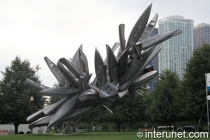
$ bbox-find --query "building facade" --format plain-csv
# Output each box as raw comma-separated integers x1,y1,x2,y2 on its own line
194,23,210,49
148,28,158,90
158,15,194,79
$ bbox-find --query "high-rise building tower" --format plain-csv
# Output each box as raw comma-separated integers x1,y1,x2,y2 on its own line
158,15,194,79
148,28,158,90
194,23,210,49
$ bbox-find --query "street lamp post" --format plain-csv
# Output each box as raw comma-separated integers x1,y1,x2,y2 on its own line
29,95,34,134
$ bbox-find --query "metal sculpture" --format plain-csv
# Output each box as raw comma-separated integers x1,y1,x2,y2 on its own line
25,3,181,134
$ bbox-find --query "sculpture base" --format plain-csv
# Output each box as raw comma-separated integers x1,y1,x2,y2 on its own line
58,117,81,134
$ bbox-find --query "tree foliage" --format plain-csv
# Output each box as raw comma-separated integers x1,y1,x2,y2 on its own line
0,57,45,134
181,44,210,123
149,70,181,129
95,94,147,132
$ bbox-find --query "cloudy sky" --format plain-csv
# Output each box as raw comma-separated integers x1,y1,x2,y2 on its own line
0,0,209,87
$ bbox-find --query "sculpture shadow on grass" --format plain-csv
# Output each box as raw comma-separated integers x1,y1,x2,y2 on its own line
25,3,181,134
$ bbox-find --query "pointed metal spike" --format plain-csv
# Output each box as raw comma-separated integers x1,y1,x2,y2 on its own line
57,61,78,87
129,71,157,90
126,3,152,48
79,44,83,50
138,13,158,42
27,109,45,122
106,44,119,82
117,47,129,77
71,44,83,61
38,87,79,97
79,49,90,78
94,47,104,75
119,24,126,52
59,58,84,79
71,47,89,78
104,42,120,64
141,29,182,50
34,115,52,126
29,115,52,130
43,97,69,115
44,57,68,87
48,94,79,128
96,65,107,88
24,78,49,90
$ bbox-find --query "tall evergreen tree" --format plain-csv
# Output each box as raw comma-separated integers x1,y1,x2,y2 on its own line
149,70,181,130
0,56,45,134
181,44,210,127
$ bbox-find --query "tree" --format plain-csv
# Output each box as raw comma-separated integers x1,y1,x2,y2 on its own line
0,56,45,134
181,44,210,128
96,94,147,132
149,70,181,131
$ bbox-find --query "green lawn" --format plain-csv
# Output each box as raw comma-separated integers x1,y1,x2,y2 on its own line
0,132,208,140
0,132,136,140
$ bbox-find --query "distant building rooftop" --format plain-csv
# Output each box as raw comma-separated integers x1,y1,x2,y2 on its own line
159,15,193,22
194,23,210,29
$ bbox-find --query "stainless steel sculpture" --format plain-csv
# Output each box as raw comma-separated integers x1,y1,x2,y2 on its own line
25,3,181,134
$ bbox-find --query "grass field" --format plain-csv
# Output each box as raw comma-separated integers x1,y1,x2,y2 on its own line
0,132,208,140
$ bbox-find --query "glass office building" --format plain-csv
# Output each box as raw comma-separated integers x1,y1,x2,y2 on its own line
158,15,194,79
194,23,210,49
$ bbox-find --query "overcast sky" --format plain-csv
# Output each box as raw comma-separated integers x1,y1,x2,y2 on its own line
0,0,209,87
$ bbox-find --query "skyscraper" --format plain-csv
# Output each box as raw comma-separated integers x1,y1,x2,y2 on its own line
148,28,158,90
194,23,210,49
158,15,194,79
